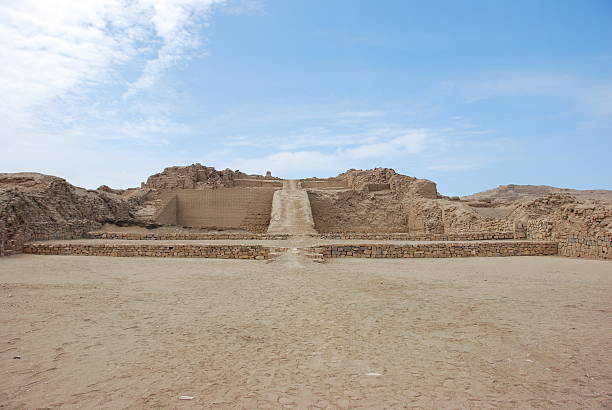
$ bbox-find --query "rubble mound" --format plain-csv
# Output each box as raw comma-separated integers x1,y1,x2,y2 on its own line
144,163,274,190
0,173,134,253
508,193,612,235
309,168,509,234
338,168,438,198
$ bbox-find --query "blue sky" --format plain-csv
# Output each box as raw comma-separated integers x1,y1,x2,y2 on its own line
1,0,611,195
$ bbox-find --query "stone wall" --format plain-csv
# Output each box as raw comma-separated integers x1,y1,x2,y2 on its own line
311,241,558,259
85,232,291,240
558,234,611,260
317,232,516,241
1,221,102,256
155,188,276,232
23,243,278,259
526,220,554,240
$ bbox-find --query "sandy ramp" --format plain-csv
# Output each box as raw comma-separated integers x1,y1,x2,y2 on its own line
267,180,317,235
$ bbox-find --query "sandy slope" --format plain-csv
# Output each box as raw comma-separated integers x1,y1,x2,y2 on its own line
267,180,317,235
1,255,611,409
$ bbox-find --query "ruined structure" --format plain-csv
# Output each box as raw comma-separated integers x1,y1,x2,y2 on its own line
1,165,610,259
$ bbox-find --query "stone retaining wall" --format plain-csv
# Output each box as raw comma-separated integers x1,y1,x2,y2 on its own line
311,241,558,259
558,234,611,260
317,232,516,241
1,221,102,256
23,243,277,259
85,232,291,240
526,220,554,240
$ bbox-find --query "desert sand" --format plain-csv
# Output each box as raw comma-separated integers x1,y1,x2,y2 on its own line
1,255,610,409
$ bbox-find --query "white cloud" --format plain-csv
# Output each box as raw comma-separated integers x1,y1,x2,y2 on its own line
0,0,226,186
0,0,223,130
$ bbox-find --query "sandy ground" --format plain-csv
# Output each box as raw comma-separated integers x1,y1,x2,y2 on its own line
0,255,610,409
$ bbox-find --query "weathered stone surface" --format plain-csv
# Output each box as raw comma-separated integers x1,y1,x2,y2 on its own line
312,241,559,259
143,163,277,190
23,243,278,259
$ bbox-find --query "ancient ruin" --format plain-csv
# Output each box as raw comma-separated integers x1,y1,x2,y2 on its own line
1,163,610,259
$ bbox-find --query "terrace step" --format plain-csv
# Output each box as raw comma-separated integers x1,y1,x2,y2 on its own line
22,239,559,259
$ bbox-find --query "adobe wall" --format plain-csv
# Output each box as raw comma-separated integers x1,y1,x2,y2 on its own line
156,188,276,233
301,179,348,189
233,179,283,188
366,183,390,192
311,241,558,259
154,195,178,225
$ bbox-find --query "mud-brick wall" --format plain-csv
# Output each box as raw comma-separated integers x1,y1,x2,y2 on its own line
301,179,348,189
156,188,276,233
155,195,178,225
233,179,283,188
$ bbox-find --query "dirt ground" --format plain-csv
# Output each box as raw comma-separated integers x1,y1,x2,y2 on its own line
0,255,610,409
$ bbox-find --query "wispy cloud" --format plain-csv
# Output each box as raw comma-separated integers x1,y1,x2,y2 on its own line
0,0,227,185
455,70,612,115
225,124,511,179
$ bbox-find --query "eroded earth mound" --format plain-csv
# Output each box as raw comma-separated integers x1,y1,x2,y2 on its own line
0,173,134,252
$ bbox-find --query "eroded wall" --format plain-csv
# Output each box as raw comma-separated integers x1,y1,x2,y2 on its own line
234,179,283,188
301,179,348,189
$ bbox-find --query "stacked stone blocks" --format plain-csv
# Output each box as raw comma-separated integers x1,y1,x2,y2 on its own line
311,241,558,259
23,243,278,259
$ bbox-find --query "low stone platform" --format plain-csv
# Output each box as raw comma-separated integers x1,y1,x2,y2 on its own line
23,239,559,260
317,231,517,241
85,231,517,241
311,241,558,259
23,242,281,259
85,232,292,240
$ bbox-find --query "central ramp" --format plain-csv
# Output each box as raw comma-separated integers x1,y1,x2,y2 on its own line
267,180,317,235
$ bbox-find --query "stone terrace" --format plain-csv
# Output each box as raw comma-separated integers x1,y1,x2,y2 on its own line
23,239,559,260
